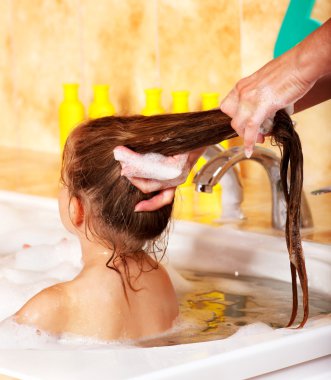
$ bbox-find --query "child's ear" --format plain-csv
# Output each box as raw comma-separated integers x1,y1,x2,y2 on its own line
69,197,84,227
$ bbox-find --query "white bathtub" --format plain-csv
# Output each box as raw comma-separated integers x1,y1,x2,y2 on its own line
0,190,330,380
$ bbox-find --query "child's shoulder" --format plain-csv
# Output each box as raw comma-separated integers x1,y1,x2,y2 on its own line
14,283,69,334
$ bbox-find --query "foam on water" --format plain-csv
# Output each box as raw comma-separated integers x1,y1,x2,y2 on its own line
0,318,130,349
0,318,58,349
0,239,81,321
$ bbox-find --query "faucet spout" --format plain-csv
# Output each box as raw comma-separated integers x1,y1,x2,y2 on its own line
195,145,244,220
194,146,313,230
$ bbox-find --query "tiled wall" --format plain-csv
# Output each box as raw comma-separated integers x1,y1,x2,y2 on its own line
0,0,330,187
0,0,241,151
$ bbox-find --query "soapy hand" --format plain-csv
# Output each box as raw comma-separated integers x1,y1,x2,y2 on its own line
220,48,313,158
114,146,204,211
114,146,190,184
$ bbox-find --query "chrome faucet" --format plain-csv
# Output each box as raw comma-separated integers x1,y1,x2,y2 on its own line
195,146,313,230
201,145,244,220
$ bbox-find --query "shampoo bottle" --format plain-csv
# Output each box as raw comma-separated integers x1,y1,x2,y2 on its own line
59,84,85,150
88,84,115,118
201,92,219,111
172,90,189,113
171,90,194,220
141,88,165,116
202,92,229,149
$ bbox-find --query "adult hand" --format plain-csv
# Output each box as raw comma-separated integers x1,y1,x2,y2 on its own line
220,50,309,158
220,17,331,158
114,146,205,211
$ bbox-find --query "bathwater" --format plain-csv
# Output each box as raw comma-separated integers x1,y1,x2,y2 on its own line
138,270,331,347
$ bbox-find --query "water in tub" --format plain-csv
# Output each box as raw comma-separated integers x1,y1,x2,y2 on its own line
0,198,330,349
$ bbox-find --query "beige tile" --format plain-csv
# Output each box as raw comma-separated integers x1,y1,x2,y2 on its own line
12,0,83,153
83,0,152,114
0,146,60,197
312,1,331,21
158,0,241,110
0,0,241,153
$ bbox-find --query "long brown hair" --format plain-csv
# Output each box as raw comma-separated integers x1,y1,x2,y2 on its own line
62,108,307,327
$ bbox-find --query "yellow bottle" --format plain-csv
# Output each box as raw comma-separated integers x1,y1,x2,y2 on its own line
171,90,194,220
141,88,165,116
172,90,189,113
201,92,219,111
59,84,85,150
201,92,229,150
171,91,193,185
88,84,115,118
194,92,223,220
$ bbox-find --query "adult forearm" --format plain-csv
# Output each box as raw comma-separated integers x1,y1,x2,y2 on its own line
296,18,331,84
294,74,331,113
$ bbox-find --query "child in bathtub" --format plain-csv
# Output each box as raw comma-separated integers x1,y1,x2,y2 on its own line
14,119,178,341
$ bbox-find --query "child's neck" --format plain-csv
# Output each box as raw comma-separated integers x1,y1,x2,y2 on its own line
79,237,114,267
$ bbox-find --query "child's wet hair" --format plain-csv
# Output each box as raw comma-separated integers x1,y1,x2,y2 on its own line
62,109,307,327
61,122,173,297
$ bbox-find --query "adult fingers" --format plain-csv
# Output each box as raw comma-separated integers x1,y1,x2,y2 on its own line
115,146,187,181
113,145,140,162
243,125,258,158
169,152,189,165
256,133,265,144
134,188,176,212
232,100,270,157
114,146,145,178
220,89,239,120
128,177,165,193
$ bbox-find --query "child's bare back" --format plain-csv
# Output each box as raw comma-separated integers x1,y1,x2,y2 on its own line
15,253,178,340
